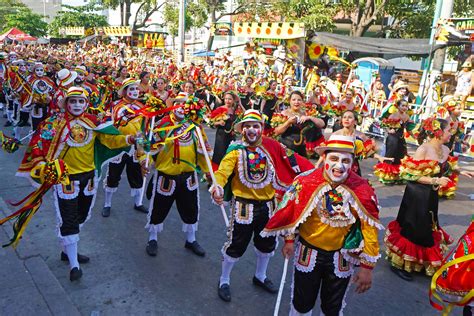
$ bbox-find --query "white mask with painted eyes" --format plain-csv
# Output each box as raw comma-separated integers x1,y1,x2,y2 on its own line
242,122,262,145
19,64,27,72
75,73,85,83
34,68,44,77
66,96,88,116
126,84,139,100
173,107,185,120
324,152,353,183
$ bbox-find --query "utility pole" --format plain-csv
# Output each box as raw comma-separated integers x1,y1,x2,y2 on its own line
178,0,185,64
424,0,454,115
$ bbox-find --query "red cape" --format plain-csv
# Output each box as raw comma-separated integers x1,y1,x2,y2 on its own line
263,168,382,236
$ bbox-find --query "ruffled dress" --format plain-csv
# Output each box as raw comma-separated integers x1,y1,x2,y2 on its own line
385,157,454,276
438,156,459,199
374,118,407,184
209,107,236,169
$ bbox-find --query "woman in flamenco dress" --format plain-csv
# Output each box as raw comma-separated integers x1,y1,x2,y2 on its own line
385,118,472,281
374,99,415,184
271,90,326,158
209,91,239,169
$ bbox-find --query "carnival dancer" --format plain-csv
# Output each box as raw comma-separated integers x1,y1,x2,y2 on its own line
210,109,314,302
430,215,474,316
14,87,137,281
331,88,356,131
385,118,472,281
29,62,55,130
209,92,238,170
318,110,392,176
262,134,383,315
374,99,415,184
154,76,170,103
436,96,467,199
74,65,99,110
454,61,473,110
8,59,33,140
272,91,326,158
53,68,77,113
259,79,279,131
102,78,148,217
144,97,212,258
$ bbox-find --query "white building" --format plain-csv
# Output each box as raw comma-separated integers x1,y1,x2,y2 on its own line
21,0,62,23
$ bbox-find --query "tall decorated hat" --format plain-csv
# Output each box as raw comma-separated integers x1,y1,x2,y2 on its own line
234,109,263,133
316,134,355,155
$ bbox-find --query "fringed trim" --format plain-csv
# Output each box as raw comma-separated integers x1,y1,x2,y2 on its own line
186,172,198,191
237,147,274,190
54,181,80,200
59,233,79,247
147,223,163,233
295,241,318,273
182,222,198,233
340,250,361,265
234,200,254,224
145,171,158,228
333,251,354,279
360,252,381,263
83,176,98,196
53,189,64,239
221,249,240,263
156,175,176,196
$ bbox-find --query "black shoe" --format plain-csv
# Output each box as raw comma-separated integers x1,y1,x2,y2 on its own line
390,266,413,281
61,252,90,264
252,276,278,293
134,204,148,213
146,240,158,257
218,282,231,302
4,121,12,127
184,241,206,257
69,267,82,282
102,206,111,217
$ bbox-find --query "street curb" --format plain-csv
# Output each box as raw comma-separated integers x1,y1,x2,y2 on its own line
24,256,81,316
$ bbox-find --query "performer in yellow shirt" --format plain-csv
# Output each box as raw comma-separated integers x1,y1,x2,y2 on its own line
144,99,212,258
262,134,383,315
103,78,148,217
16,87,135,282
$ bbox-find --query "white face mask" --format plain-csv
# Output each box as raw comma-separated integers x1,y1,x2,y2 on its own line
126,84,139,100
75,73,85,83
66,96,87,116
19,64,27,73
173,107,185,120
34,68,44,77
242,122,262,145
324,152,353,183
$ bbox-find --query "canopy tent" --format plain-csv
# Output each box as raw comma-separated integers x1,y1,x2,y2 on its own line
0,28,37,42
309,32,445,56
193,50,215,57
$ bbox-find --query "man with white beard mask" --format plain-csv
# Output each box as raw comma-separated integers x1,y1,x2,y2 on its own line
262,134,383,316
103,78,148,217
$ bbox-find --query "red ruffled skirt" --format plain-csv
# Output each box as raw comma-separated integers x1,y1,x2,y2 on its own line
384,220,453,276
374,162,403,184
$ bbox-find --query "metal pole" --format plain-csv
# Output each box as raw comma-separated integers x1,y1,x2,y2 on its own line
178,0,185,63
417,0,443,103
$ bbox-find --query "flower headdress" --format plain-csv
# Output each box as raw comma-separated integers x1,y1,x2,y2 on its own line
422,117,444,139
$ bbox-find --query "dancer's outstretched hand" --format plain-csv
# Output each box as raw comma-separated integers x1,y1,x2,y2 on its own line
281,242,294,259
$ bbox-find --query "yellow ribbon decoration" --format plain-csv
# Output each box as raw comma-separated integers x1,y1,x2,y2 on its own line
430,253,474,315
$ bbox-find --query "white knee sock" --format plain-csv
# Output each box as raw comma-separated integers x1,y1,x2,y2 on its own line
134,190,143,206
64,242,79,270
149,230,158,241
186,227,196,243
13,126,21,140
219,257,236,286
289,304,312,316
6,111,12,122
255,248,272,282
104,190,114,207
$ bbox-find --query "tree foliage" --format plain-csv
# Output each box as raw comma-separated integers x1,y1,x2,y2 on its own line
49,4,109,37
163,1,208,37
2,6,48,37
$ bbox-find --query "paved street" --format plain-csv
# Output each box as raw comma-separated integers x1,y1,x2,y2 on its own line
0,123,473,316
